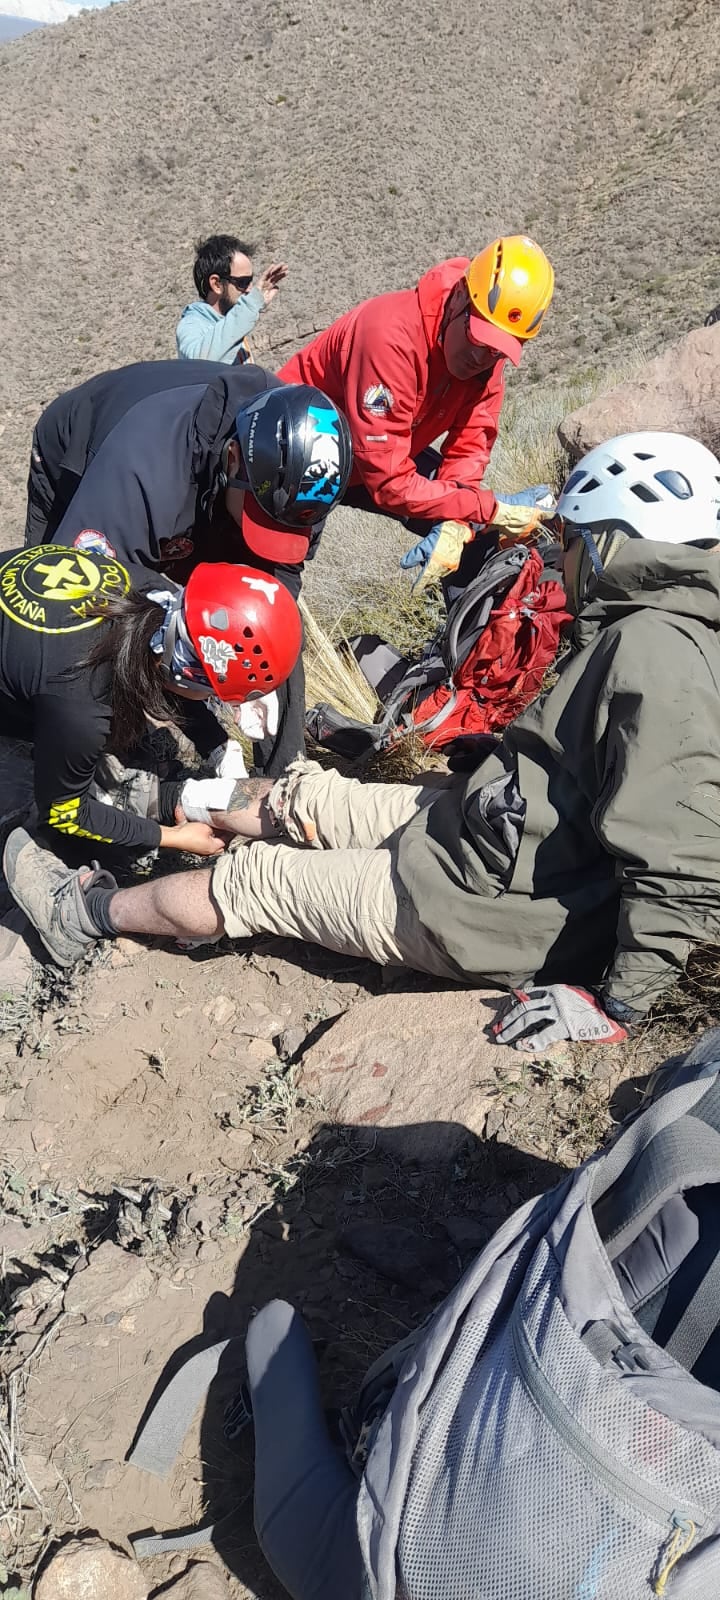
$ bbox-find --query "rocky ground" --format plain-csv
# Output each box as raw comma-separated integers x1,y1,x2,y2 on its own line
0,904,674,1597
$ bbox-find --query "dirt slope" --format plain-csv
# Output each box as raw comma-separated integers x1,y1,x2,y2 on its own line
0,0,719,538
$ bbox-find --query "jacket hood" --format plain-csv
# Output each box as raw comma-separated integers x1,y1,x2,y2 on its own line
192,365,275,491
415,257,471,346
573,537,720,648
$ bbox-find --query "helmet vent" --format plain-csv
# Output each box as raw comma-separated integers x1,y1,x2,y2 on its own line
243,626,253,638
631,482,660,503
606,461,625,476
579,477,600,493
633,452,654,461
252,644,263,655
655,469,693,499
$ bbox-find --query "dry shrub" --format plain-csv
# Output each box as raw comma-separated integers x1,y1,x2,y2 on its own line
301,598,379,724
301,599,446,781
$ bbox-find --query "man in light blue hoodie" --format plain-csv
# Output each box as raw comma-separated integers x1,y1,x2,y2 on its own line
176,233,288,364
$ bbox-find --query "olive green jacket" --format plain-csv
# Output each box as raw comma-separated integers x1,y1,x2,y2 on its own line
398,542,720,1012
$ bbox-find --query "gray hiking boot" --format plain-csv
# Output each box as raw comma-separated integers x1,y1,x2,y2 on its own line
2,828,117,968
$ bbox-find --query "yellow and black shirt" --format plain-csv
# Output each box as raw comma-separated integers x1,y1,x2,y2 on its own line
0,545,219,850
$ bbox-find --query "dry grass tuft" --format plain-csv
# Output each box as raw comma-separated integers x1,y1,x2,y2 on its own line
301,598,380,724
301,600,447,781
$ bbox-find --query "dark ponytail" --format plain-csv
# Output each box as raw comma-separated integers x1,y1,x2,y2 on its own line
83,591,181,750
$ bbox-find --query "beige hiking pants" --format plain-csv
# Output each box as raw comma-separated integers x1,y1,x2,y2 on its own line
210,759,461,976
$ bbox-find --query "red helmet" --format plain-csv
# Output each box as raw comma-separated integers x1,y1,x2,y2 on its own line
180,563,302,702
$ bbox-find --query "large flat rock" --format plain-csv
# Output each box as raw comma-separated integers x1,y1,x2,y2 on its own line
300,986,511,1160
558,323,720,458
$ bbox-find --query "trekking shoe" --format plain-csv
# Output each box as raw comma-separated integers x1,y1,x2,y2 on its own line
2,828,117,969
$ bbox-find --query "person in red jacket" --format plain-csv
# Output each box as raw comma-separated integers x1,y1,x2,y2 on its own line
278,236,555,578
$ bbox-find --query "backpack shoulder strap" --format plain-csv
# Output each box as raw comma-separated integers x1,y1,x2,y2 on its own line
442,545,532,676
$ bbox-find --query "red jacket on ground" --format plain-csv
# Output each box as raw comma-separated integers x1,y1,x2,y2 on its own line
278,259,504,525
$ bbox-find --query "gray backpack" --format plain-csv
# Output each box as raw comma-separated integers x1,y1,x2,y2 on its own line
128,1031,720,1598
355,1029,720,1599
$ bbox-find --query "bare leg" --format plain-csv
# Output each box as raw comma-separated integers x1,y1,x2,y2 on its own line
106,867,223,941
181,776,280,840
211,777,279,839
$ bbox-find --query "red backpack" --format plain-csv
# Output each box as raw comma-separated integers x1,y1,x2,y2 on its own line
306,545,571,761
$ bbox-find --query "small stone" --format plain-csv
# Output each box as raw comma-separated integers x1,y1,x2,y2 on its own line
219,1127,254,1160
202,995,236,1028
84,1458,122,1491
279,1025,307,1060
185,1198,222,1235
149,1558,229,1599
30,1121,56,1152
0,1217,41,1257
245,1037,279,1062
196,1240,221,1264
110,937,142,969
64,1243,154,1319
241,1012,284,1040
34,1536,149,1600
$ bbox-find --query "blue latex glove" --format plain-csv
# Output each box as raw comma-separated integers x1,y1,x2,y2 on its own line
400,524,441,576
501,484,554,510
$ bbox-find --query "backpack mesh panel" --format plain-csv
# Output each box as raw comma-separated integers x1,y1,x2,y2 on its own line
397,1242,720,1599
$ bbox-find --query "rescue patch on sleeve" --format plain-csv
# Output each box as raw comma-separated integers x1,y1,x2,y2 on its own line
363,383,394,417
73,530,116,559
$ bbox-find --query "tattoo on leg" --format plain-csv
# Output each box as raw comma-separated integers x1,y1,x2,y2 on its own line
225,777,274,812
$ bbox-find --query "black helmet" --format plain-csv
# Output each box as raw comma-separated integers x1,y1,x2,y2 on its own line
232,384,353,529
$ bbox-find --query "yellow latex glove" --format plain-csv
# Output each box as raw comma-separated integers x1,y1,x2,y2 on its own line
491,501,550,546
400,520,475,594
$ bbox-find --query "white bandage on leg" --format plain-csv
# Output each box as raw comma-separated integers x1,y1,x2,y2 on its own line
180,777,236,823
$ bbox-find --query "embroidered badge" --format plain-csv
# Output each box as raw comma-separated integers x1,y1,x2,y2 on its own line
363,383,394,417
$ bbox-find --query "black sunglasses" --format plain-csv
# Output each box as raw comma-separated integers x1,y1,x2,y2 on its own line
225,273,254,293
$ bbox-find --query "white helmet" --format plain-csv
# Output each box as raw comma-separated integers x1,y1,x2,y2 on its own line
556,431,720,545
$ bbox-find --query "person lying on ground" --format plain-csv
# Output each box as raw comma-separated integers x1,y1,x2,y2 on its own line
8,431,720,1054
278,235,555,567
176,233,288,365
0,547,301,863
25,362,351,774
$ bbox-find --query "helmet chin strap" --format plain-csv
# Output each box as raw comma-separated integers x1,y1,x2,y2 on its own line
571,525,629,612
148,590,210,690
201,442,231,519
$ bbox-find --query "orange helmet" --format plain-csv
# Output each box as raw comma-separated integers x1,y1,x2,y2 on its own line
465,236,554,365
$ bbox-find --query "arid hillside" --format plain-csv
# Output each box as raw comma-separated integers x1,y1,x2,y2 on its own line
0,0,718,536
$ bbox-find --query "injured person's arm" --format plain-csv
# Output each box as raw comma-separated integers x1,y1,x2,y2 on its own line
179,775,281,839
